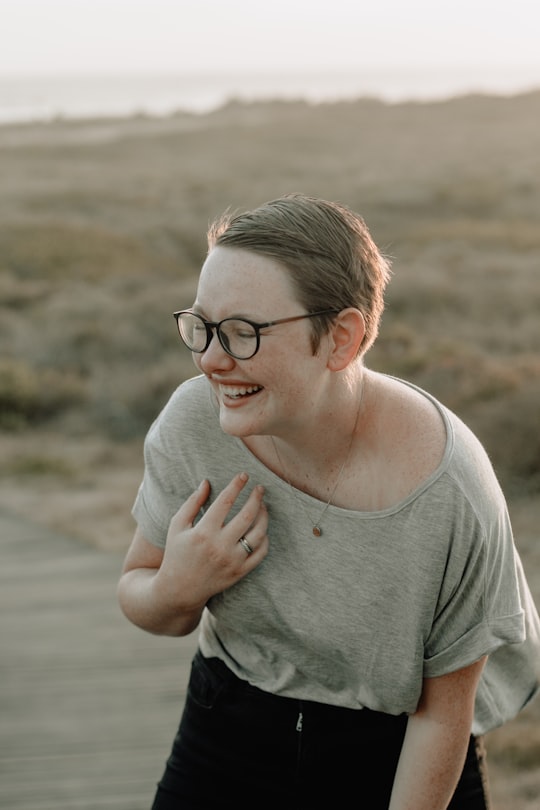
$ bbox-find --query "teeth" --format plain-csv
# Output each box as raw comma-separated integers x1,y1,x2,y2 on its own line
221,385,262,399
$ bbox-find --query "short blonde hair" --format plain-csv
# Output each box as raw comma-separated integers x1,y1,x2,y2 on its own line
207,194,391,355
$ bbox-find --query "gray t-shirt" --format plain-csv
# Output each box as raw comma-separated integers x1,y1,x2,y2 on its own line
132,374,540,734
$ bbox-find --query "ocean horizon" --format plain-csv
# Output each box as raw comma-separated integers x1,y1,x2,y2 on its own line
1,66,540,125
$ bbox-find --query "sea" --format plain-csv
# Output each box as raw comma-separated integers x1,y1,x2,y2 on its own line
1,66,540,125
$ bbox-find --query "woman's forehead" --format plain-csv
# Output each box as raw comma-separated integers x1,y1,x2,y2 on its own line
197,247,296,306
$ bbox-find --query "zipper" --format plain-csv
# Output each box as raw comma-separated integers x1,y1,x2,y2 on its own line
295,702,304,780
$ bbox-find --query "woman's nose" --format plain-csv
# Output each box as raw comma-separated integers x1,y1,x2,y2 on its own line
197,330,236,373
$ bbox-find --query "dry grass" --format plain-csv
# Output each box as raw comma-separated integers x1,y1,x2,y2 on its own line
1,91,540,807
3,95,539,485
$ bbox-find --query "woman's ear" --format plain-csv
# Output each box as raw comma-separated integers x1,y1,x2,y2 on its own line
326,308,365,371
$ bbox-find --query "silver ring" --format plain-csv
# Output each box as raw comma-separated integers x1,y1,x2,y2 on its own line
239,536,254,555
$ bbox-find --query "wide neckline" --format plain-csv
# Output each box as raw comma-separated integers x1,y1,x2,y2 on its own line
218,375,456,520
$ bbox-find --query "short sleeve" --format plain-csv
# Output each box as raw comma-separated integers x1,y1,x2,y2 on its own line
131,377,213,548
473,553,540,733
131,419,182,547
424,505,525,677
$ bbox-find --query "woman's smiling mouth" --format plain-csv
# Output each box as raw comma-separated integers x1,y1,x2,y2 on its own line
220,384,264,400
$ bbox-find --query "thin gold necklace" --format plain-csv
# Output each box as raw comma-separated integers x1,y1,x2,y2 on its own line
270,382,364,537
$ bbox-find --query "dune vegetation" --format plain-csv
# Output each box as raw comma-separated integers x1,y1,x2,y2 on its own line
1,90,539,807
1,93,540,491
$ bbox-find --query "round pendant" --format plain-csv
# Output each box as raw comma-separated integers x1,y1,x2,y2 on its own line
312,526,322,537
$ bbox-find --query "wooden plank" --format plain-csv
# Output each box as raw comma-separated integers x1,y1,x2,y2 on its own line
2,508,539,808
0,510,198,810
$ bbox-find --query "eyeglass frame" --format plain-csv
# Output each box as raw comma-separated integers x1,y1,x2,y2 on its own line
172,309,340,360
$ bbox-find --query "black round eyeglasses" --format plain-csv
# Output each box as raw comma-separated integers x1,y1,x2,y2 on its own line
173,309,339,360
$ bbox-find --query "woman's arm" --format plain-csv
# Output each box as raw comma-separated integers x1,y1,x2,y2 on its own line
389,656,487,810
117,473,268,637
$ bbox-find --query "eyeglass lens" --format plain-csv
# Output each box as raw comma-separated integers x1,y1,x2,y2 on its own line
177,312,258,359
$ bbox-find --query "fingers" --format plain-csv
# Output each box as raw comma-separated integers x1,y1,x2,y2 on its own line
234,490,268,559
170,473,265,542
196,472,264,541
169,478,211,533
163,474,268,605
194,473,268,561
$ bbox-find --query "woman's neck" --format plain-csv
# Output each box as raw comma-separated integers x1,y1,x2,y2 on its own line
245,369,369,494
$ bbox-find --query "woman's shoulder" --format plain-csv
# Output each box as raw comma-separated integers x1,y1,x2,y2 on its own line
167,373,214,410
158,374,213,416
366,372,448,485
372,372,504,511
146,374,218,446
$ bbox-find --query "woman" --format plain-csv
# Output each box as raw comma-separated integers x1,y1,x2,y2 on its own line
118,194,540,809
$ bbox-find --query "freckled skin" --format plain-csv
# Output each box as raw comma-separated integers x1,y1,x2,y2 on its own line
193,246,335,444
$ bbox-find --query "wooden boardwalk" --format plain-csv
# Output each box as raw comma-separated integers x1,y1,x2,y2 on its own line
0,509,198,810
2,507,539,809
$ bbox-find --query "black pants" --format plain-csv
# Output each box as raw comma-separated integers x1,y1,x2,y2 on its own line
152,651,490,809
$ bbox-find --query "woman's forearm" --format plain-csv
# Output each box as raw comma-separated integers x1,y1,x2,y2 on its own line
388,711,470,810
117,567,204,637
389,658,487,810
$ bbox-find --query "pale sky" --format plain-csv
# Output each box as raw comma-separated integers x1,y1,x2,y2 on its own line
1,0,539,75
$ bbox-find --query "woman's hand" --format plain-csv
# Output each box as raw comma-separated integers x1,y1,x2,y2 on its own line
159,472,268,610
118,473,268,636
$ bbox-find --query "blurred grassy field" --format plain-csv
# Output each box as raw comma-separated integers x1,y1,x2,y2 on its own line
1,92,539,490
1,91,539,807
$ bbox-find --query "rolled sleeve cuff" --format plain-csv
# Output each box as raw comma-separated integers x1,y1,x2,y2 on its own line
423,611,525,678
